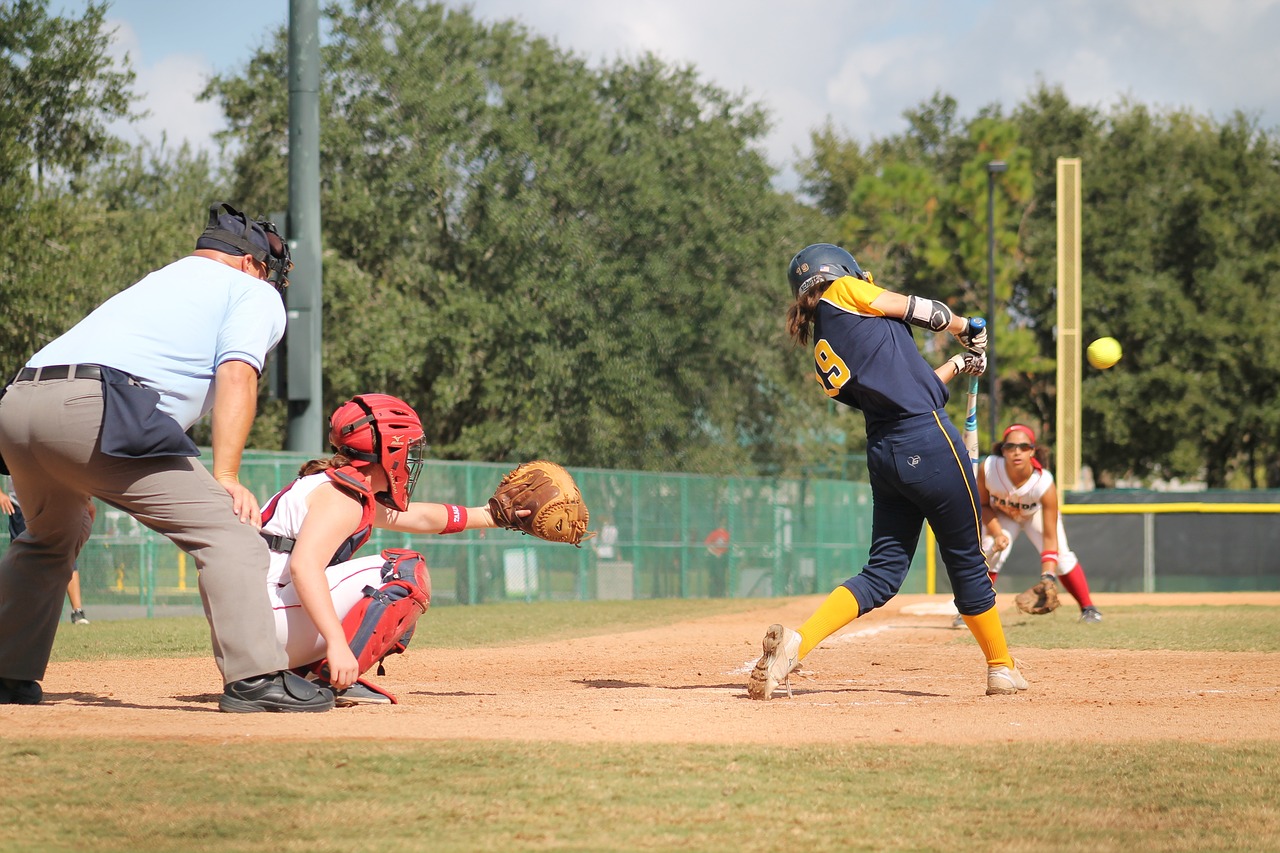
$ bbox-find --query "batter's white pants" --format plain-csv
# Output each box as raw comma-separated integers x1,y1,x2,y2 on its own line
980,509,1081,576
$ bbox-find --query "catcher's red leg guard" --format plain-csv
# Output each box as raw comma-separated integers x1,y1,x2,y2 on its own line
308,549,431,685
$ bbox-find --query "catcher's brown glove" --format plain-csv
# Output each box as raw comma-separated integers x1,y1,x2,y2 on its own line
1015,574,1061,615
488,460,591,546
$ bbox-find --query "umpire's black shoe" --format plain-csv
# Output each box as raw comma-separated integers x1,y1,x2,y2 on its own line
219,671,335,713
0,677,42,705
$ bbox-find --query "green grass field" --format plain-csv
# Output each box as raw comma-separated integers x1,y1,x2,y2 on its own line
9,600,1280,852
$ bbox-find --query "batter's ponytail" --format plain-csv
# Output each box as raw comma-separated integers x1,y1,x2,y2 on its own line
786,281,831,346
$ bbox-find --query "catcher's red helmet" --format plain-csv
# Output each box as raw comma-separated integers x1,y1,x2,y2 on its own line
328,394,426,511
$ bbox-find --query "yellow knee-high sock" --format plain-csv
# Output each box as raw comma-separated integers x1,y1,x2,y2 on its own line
796,586,861,660
961,606,1014,669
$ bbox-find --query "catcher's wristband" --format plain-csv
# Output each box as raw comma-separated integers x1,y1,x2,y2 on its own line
439,504,467,535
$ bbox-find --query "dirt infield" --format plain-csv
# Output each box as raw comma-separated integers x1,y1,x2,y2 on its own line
5,593,1278,744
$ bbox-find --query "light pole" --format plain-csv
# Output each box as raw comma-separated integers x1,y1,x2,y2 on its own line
986,160,1007,444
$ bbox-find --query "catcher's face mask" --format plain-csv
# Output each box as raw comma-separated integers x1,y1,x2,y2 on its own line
329,393,426,511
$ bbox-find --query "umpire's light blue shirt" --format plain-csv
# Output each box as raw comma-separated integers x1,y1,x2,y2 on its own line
28,256,286,430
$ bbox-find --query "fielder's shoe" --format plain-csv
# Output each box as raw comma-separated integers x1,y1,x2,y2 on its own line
70,609,90,625
747,623,802,700
219,671,336,713
986,665,1029,696
1079,606,1103,624
0,677,42,705
333,679,395,707
951,614,966,629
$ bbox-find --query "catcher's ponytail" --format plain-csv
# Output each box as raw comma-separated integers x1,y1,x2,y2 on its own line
299,454,354,477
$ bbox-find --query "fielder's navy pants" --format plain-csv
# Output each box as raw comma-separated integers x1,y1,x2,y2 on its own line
843,410,995,617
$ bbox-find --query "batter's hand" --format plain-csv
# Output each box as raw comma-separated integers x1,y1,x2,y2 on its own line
954,319,988,352
217,476,262,527
948,351,987,377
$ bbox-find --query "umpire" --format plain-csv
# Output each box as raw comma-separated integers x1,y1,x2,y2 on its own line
0,203,333,712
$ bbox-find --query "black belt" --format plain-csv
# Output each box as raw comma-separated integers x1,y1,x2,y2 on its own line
16,364,104,383
262,533,296,553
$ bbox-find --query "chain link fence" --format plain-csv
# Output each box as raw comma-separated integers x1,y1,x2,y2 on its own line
4,450,900,615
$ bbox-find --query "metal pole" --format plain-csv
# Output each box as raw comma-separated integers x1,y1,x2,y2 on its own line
985,160,1007,443
285,0,324,452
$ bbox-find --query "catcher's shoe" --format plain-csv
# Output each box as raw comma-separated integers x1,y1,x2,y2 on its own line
219,671,336,713
333,678,395,707
747,623,801,700
986,665,1029,696
0,677,42,705
1079,606,1103,624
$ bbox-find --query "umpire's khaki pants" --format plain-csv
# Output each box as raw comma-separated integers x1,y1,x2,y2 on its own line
0,376,287,684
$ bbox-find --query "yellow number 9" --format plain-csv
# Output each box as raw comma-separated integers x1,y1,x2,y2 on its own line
814,339,850,397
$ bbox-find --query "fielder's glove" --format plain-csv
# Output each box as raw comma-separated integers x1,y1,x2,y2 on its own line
488,460,592,546
948,351,987,377
1015,573,1061,615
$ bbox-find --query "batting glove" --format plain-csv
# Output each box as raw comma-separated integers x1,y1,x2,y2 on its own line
948,351,987,376
954,319,988,353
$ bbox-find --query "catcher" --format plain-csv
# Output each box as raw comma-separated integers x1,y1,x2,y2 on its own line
256,393,588,707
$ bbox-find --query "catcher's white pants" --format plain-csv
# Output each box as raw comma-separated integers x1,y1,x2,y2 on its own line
268,554,386,669
981,509,1081,576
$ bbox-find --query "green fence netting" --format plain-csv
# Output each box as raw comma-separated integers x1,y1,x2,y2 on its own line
3,450,893,613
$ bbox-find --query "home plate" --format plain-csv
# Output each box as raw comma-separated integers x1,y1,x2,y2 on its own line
899,601,958,615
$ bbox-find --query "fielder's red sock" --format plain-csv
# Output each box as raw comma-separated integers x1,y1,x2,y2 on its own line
1057,565,1094,609
988,571,999,588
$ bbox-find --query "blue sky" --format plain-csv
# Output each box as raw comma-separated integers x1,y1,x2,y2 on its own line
87,0,1280,188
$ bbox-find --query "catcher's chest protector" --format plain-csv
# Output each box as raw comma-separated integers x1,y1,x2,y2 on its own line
259,466,376,566
324,466,376,563
343,548,431,676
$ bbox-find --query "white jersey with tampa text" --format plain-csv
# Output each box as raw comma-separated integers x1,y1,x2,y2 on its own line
979,456,1079,575
982,456,1054,523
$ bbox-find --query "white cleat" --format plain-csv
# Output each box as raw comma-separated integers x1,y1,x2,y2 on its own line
747,623,802,700
986,665,1029,696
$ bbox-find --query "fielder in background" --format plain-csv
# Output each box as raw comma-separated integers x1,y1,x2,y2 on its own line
261,393,587,706
749,243,1027,700
0,202,333,712
977,424,1102,623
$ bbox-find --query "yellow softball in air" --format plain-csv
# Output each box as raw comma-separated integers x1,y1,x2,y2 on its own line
1087,337,1122,369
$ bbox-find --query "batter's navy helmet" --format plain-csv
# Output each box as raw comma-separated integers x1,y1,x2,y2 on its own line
787,243,866,298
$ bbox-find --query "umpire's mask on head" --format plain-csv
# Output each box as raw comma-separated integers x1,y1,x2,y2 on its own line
195,202,293,290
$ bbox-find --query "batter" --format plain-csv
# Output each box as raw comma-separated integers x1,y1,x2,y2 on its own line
748,243,1026,699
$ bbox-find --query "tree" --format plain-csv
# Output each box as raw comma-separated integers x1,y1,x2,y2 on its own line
0,0,141,374
202,0,825,474
798,83,1280,487
0,0,137,196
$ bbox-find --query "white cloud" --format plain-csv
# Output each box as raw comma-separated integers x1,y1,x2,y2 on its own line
104,18,224,155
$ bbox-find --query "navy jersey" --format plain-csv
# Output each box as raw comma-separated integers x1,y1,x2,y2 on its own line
812,275,950,432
